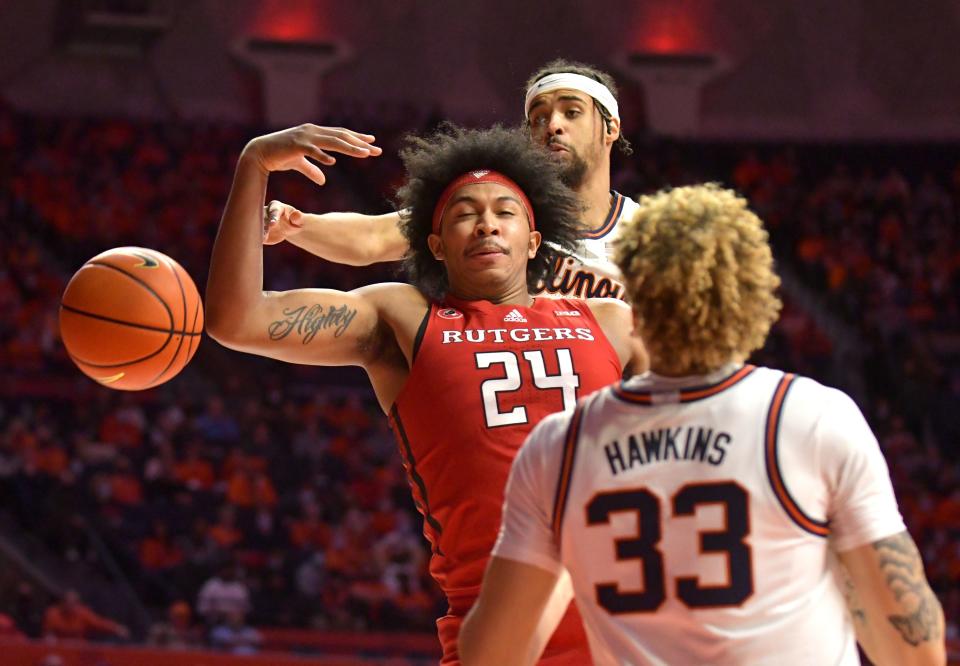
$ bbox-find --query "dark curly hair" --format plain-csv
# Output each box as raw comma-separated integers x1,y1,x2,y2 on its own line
524,58,633,156
395,124,582,299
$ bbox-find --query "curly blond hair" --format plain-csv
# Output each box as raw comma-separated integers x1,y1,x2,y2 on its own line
613,184,782,375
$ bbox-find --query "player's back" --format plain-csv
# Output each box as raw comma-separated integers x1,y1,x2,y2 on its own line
553,364,875,665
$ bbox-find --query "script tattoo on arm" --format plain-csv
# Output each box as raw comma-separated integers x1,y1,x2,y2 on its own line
267,304,358,344
873,532,941,646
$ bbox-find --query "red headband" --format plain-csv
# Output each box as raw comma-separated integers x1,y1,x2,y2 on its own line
431,170,536,234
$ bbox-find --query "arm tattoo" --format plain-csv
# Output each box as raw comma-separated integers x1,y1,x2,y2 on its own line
839,568,867,625
873,532,941,646
268,304,358,344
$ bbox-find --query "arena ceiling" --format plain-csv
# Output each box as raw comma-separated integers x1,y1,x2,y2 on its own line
1,0,959,138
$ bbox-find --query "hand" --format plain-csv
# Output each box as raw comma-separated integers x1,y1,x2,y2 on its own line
263,200,303,245
244,124,382,186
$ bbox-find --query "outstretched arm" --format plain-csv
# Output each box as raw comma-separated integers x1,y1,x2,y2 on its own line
837,532,945,666
206,124,390,368
264,202,408,266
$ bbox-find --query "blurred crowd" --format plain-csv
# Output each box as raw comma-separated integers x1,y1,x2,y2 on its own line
0,102,957,651
0,385,442,644
727,150,960,625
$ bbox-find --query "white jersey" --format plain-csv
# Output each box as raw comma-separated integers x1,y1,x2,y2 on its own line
536,191,639,301
494,364,906,666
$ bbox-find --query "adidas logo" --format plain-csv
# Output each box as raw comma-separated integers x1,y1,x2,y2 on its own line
503,309,527,323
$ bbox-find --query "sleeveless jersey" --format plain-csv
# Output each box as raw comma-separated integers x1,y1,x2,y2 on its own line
495,365,906,666
535,191,639,301
389,295,622,663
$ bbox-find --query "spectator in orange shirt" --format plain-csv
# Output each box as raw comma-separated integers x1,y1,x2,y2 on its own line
384,572,434,629
33,426,68,478
173,442,215,491
323,394,372,433
6,417,38,454
108,456,143,506
222,449,267,481
139,520,185,572
932,488,960,530
209,504,243,550
226,460,277,509
43,589,129,641
98,396,145,449
288,502,331,551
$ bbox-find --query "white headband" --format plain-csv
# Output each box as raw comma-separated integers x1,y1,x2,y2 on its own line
524,72,620,122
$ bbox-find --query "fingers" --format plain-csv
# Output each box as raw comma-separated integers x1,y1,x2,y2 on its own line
263,203,278,241
253,124,381,183
266,201,281,224
262,200,305,245
262,206,275,243
303,125,383,158
303,143,337,166
265,201,303,229
294,157,326,187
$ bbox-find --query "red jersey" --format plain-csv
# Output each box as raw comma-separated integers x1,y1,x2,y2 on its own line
389,295,621,664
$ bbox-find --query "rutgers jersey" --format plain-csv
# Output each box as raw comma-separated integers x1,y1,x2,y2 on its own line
495,365,906,666
389,295,621,663
536,191,639,301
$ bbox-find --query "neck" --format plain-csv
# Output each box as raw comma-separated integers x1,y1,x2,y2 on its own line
447,280,532,306
648,364,701,378
648,358,741,378
574,155,614,230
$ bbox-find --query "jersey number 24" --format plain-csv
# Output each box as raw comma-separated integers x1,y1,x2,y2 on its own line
476,350,580,428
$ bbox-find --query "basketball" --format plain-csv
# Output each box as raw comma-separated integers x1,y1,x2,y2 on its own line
59,247,204,391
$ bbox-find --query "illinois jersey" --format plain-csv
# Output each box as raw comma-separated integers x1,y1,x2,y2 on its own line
389,295,622,663
494,364,906,665
536,191,639,301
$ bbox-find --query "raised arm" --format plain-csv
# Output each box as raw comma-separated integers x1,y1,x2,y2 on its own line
837,532,945,666
264,203,408,266
206,124,392,368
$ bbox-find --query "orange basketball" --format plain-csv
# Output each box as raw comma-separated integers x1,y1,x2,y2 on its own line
59,247,204,391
